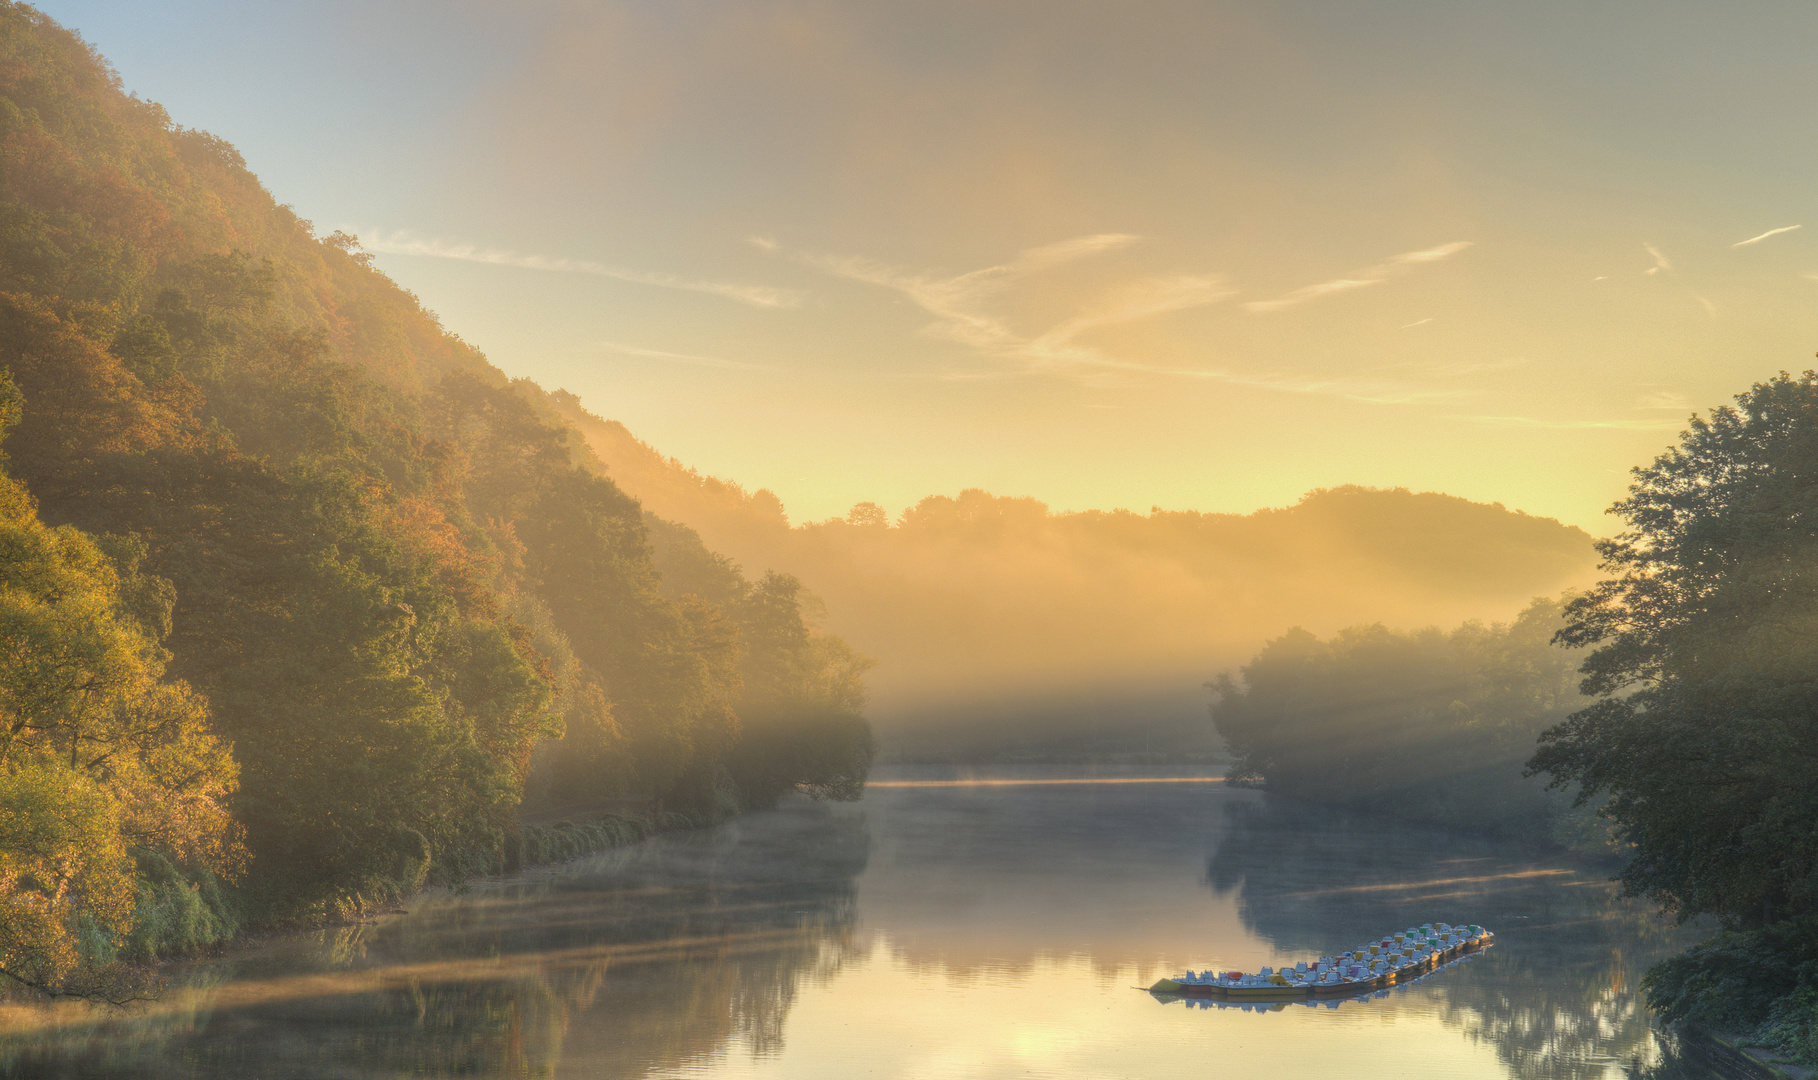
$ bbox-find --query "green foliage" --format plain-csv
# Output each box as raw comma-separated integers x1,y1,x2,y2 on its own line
1522,371,1818,1049
644,511,747,609
0,761,135,992
1644,921,1818,1064
509,808,722,871
635,518,876,807
121,849,237,962
429,373,747,808
1212,598,1590,840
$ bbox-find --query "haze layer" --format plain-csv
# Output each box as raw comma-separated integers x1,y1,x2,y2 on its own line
42,0,1818,530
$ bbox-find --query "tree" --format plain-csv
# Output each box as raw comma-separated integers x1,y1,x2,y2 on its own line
1530,371,1818,930
726,573,875,808
0,372,239,995
1212,599,1583,837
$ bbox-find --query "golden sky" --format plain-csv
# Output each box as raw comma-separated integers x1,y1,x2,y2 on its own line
46,0,1818,530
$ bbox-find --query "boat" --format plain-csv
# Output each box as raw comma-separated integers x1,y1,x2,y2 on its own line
1147,922,1493,1002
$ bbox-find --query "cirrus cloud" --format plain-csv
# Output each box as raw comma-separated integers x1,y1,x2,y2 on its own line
1244,241,1473,314
355,228,802,308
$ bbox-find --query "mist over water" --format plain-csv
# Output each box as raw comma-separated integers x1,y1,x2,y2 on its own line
0,767,1722,1079
571,397,1601,757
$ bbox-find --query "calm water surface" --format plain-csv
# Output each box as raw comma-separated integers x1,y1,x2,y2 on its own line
0,767,1732,1079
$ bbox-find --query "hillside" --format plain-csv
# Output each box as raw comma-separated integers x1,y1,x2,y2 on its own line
0,0,874,991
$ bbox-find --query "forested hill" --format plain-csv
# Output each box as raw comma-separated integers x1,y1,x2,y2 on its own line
0,1,873,986
555,402,1598,758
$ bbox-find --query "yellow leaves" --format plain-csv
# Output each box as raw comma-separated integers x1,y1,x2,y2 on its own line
0,761,133,991
0,469,239,992
96,678,242,878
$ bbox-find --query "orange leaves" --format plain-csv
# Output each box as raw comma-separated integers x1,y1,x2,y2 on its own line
373,495,498,620
0,292,199,473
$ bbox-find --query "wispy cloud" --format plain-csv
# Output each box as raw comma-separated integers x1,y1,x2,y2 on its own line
900,360,1460,404
1733,224,1801,248
1409,356,1526,377
596,341,772,371
1402,317,1433,328
1451,413,1682,431
1636,390,1689,411
1636,243,1717,315
1130,363,1470,405
1016,233,1143,269
760,233,1228,373
1244,241,1472,314
762,234,1475,404
1030,273,1234,357
914,358,1469,404
356,229,801,308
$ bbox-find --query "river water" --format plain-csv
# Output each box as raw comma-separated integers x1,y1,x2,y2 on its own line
0,767,1731,1079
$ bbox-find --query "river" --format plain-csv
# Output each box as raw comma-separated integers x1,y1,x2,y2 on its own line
0,766,1731,1079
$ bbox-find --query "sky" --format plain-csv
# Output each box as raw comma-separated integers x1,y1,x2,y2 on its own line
35,0,1818,531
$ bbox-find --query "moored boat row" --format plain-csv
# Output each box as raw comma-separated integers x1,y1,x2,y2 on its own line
1147,922,1493,1001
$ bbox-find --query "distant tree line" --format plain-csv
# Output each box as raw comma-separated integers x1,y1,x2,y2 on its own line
0,4,872,997
1210,597,1603,847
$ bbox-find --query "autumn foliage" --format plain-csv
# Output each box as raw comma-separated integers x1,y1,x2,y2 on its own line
0,3,872,994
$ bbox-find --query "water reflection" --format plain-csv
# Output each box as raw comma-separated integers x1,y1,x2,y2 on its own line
852,769,1241,979
0,802,870,1078
0,772,1732,1080
1628,1030,1782,1080
1207,798,1709,1080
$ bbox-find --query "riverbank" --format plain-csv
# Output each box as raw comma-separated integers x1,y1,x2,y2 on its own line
116,805,726,985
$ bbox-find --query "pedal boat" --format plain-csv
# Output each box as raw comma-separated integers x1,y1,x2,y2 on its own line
1148,922,1492,1002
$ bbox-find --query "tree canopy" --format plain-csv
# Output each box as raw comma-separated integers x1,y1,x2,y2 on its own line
1532,371,1818,930
0,371,238,995
0,1,875,991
